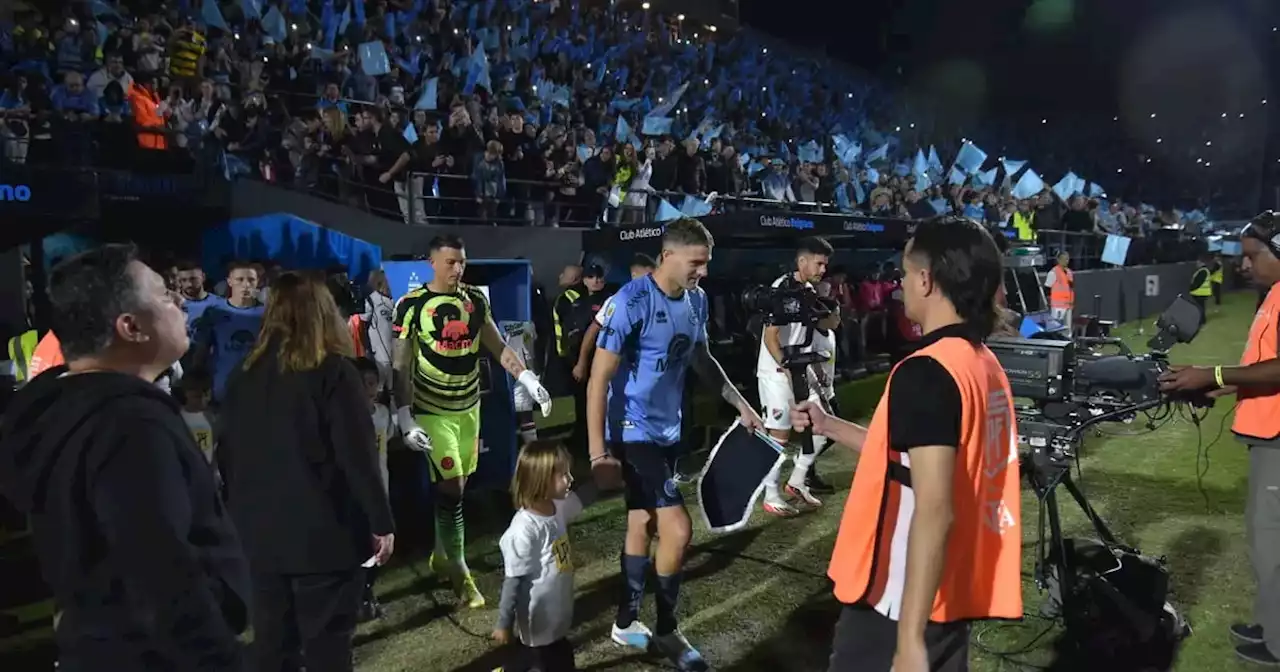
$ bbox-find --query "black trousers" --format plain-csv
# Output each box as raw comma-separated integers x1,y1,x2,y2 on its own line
828,605,970,672
505,637,577,672
250,568,365,672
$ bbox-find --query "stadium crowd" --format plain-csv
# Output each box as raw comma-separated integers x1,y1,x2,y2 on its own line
0,0,1220,237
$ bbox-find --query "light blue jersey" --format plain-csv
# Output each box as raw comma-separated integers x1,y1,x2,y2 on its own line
198,301,265,400
596,275,708,446
182,294,226,342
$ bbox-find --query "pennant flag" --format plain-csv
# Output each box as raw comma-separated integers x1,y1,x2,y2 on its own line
263,6,288,42
948,166,967,185
747,161,765,176
929,198,949,215
954,141,988,174
915,172,931,191
976,167,998,186
832,134,861,165
90,0,121,18
241,0,262,20
656,199,683,222
616,116,631,143
415,77,438,110
320,0,336,47
1012,169,1045,200
354,0,366,26
912,149,928,177
642,116,674,136
1053,172,1082,202
403,123,418,144
338,2,351,36
927,146,944,173
1001,157,1027,176
307,47,335,60
1089,182,1106,198
463,43,491,94
865,167,880,184
359,41,391,76
201,0,229,31
576,145,592,163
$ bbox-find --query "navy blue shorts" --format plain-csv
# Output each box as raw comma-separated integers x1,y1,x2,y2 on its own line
609,441,683,511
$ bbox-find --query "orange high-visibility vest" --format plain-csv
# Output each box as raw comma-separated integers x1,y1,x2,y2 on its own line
28,332,65,379
348,314,366,358
1049,266,1074,310
828,336,1023,623
1234,282,1280,441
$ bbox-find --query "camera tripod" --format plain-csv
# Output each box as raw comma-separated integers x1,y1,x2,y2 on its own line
1026,398,1162,620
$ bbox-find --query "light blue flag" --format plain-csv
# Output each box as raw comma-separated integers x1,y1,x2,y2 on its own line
403,123,418,144
414,77,438,110
642,116,673,136
201,0,229,31
915,172,931,191
865,143,889,164
338,2,351,36
949,166,967,185
307,47,335,60
865,167,880,184
616,116,631,143
646,81,689,118
353,0,366,26
681,195,713,218
241,0,262,20
577,145,592,163
359,41,391,76
894,162,911,177
738,153,750,168
798,140,822,164
1089,182,1106,198
1053,172,1082,202
1001,157,1027,176
463,44,491,94
263,6,288,42
929,198,949,214
976,167,998,186
928,146,944,173
954,141,988,174
747,161,765,176
1012,169,1045,200
656,199,683,222
90,0,121,18
912,149,928,177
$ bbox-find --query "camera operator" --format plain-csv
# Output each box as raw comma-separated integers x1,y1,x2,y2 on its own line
792,216,1021,672
1159,212,1280,667
757,236,842,516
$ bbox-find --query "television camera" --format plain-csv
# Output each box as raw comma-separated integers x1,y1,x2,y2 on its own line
986,295,1205,668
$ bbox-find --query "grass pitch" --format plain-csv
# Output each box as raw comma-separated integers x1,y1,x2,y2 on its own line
353,291,1260,671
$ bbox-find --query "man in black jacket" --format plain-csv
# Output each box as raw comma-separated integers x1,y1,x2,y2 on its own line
0,244,250,671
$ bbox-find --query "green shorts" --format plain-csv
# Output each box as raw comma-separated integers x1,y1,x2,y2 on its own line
417,405,481,482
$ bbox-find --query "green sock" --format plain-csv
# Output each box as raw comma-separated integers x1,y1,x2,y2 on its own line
435,499,469,573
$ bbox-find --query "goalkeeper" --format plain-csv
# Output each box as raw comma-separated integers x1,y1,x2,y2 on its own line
392,235,552,608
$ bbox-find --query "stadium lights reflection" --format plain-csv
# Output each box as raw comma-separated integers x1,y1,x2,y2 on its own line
710,25,717,32
234,32,241,39
1156,138,1163,143
1241,113,1247,118
1150,113,1157,118
895,126,901,132
1265,99,1269,105
1117,168,1123,173
1206,141,1212,146
910,123,915,128
290,23,297,30
677,14,685,20
1196,158,1203,163
763,48,769,54
1206,162,1212,167
642,2,650,8
1041,119,1047,124
1222,113,1228,118
305,42,312,50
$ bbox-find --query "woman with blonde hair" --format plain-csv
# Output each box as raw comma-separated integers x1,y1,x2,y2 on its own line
216,271,395,672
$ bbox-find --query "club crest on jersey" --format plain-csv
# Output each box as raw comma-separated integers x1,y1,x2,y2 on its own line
440,456,455,471
772,408,783,420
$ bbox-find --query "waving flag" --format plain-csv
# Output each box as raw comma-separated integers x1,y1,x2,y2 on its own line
865,143,889,164
798,141,823,164
642,117,674,136
948,166,967,186
1089,182,1106,198
646,81,689,118
976,167,998,187
415,77,438,110
242,0,262,20
912,149,927,177
954,141,988,175
353,0,366,26
403,123,418,144
263,6,288,42
656,199,683,222
1001,157,1027,176
681,195,714,218
1053,172,1084,202
201,0,229,31
1012,169,1045,200
927,146,944,174
616,116,631,143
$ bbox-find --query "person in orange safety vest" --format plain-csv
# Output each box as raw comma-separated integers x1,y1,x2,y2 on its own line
1044,250,1074,328
791,216,1021,671
1160,211,1280,667
127,73,168,150
28,331,65,379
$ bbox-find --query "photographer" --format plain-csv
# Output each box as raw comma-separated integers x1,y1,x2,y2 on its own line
792,216,1021,672
757,237,841,516
1159,212,1280,667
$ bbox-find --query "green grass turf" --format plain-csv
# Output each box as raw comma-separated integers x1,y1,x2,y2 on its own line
360,293,1258,670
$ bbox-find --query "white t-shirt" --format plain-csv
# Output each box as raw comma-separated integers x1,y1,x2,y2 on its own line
756,273,818,380
362,292,396,363
371,403,395,493
498,493,585,646
182,410,215,463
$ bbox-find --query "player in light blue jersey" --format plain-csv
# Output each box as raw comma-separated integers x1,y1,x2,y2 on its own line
587,218,763,671
175,261,226,342
192,261,264,401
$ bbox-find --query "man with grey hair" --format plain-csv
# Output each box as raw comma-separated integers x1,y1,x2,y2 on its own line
0,244,250,671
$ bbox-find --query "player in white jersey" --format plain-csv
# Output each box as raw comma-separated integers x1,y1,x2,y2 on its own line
756,237,842,516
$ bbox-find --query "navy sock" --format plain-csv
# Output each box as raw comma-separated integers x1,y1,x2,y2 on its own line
655,572,682,636
616,554,650,629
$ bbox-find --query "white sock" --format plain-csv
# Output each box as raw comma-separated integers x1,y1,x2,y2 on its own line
763,459,784,501
789,452,816,489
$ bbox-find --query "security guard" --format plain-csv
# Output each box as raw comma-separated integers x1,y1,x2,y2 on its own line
1160,211,1280,667
792,216,1021,671
554,265,615,451
1044,251,1074,328
1189,254,1214,323
6,329,38,385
